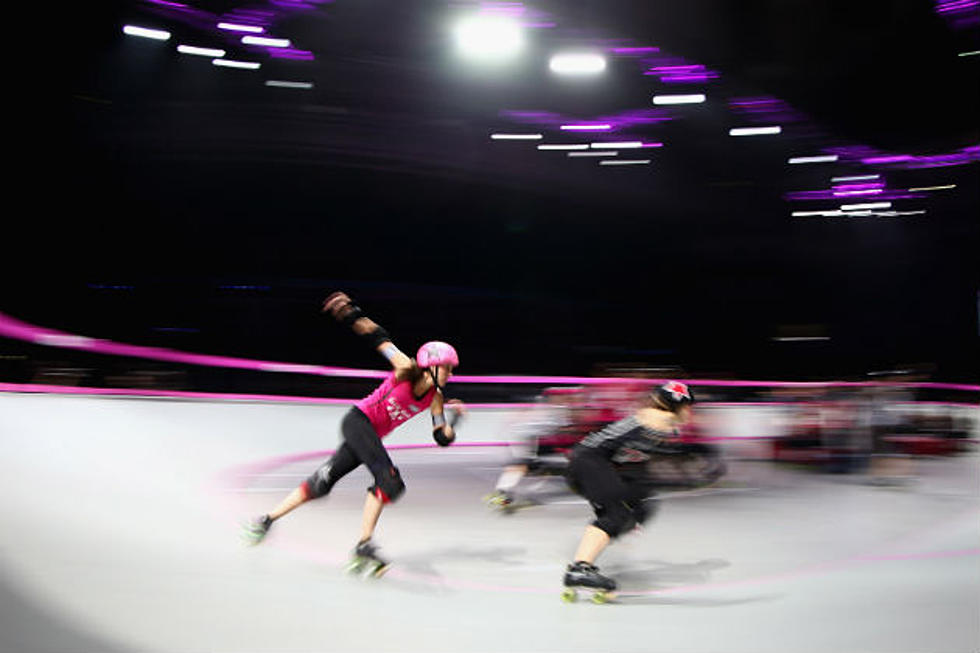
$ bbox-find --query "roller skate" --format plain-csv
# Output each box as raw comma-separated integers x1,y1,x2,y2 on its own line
485,490,515,510
560,561,617,604
485,490,536,514
240,514,272,546
347,538,390,578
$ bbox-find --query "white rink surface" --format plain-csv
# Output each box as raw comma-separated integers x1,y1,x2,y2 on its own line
0,392,978,653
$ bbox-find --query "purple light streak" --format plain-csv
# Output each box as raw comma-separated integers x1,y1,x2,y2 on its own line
139,0,326,60
832,189,884,197
935,0,980,26
862,155,913,164
826,144,980,170
784,190,924,202
501,108,671,132
267,47,315,60
641,57,720,83
560,124,612,131
611,46,660,54
658,73,720,83
730,96,808,125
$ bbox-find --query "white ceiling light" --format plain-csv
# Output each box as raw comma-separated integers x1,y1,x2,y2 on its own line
453,15,523,60
549,53,606,75
123,25,171,40
652,94,705,105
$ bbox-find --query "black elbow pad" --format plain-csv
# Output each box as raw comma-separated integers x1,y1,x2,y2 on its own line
433,427,453,447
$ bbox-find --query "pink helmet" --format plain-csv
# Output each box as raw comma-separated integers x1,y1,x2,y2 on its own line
416,341,459,368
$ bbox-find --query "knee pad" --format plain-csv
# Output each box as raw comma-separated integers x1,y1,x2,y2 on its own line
303,462,338,500
629,498,658,526
592,501,636,539
370,466,406,504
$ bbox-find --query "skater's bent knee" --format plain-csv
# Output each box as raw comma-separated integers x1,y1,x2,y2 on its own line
630,499,657,526
592,505,636,538
371,466,406,504
304,463,338,499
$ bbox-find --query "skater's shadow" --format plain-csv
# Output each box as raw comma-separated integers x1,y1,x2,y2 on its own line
607,557,730,586
603,558,783,606
613,592,783,607
396,545,529,578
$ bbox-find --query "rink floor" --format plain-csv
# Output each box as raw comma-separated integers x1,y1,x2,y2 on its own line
1,393,977,653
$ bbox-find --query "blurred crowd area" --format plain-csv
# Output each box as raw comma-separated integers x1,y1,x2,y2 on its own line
3,344,976,483
500,376,976,486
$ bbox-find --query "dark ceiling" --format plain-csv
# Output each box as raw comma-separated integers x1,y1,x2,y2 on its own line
4,0,978,380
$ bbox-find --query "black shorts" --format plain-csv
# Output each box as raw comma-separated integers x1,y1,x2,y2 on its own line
304,408,398,497
567,449,653,508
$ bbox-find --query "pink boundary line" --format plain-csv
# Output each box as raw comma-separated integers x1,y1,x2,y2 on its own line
2,383,978,413
217,446,980,597
1,311,978,391
0,382,538,408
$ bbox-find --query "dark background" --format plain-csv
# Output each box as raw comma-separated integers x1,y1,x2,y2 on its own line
3,0,978,381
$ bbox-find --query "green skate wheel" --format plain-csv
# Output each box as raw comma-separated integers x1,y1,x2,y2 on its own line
591,591,613,604
560,588,578,603
346,557,367,574
369,562,390,578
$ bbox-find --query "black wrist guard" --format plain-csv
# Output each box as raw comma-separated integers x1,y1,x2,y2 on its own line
433,426,453,447
339,304,365,328
359,325,391,349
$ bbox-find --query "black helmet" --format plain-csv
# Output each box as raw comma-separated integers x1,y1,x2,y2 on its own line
652,381,694,412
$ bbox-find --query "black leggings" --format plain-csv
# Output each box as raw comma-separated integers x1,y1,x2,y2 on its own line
303,408,404,502
568,451,656,538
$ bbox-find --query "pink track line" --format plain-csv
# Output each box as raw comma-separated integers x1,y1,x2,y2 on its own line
2,311,977,391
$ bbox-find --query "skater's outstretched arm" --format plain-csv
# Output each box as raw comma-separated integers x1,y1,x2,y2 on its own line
322,292,413,373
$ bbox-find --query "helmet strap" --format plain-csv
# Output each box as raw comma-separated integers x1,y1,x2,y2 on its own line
428,366,446,394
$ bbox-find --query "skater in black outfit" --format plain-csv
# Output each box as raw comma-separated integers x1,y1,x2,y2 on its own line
562,381,694,600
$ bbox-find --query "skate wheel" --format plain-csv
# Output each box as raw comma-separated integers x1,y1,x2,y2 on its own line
591,591,614,604
560,588,578,603
346,558,366,575
369,563,390,578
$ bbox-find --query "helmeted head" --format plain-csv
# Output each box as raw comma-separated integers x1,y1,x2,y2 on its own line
417,341,458,393
416,341,459,368
651,381,695,414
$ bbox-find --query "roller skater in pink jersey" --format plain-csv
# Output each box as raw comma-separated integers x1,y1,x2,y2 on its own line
242,292,464,576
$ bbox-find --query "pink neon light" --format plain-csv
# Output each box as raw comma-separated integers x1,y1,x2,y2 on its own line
0,312,386,380
3,383,977,415
1,312,977,392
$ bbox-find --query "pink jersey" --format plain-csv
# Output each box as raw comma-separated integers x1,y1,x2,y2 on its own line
354,371,436,438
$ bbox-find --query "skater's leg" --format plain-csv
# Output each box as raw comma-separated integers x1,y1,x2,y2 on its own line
340,409,405,543
494,464,528,494
563,451,634,589
242,441,360,544
267,487,307,521
573,525,611,564
278,442,360,518
359,490,384,543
